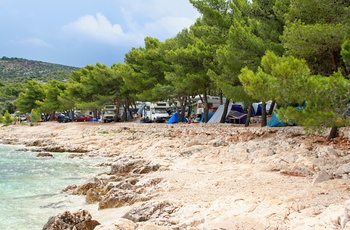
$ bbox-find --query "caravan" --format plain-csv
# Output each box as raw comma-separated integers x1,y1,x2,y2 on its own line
194,95,226,114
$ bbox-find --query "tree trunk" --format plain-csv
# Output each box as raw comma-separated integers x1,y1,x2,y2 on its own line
331,51,339,73
245,103,253,127
186,96,191,118
180,97,186,122
261,101,267,127
268,100,276,116
220,99,230,123
203,91,209,123
219,91,223,105
327,126,338,141
340,59,349,78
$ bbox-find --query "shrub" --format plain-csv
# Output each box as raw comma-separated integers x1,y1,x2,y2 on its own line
30,109,42,125
2,110,14,126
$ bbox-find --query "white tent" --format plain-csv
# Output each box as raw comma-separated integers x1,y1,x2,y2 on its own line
207,102,233,123
252,100,276,116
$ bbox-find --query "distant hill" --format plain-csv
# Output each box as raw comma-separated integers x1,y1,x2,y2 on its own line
0,56,79,83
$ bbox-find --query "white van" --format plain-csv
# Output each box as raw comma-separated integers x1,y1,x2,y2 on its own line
143,102,170,122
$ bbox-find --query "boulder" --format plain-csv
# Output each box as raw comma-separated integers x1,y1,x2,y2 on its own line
42,209,100,230
98,191,145,210
73,177,104,195
110,158,160,175
86,188,102,204
312,171,331,185
122,201,178,223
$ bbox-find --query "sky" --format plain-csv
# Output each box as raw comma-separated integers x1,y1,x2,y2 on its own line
0,0,200,67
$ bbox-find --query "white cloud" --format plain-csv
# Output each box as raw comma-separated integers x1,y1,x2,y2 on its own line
144,16,196,38
14,37,53,48
119,0,199,41
62,13,139,45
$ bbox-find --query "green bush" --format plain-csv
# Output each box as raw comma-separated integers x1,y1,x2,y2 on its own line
2,110,14,126
30,109,42,124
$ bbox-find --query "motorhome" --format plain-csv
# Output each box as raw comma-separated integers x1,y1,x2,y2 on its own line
139,101,170,123
102,105,117,123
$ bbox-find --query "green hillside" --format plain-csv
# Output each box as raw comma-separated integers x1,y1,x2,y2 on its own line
0,56,80,114
0,56,79,83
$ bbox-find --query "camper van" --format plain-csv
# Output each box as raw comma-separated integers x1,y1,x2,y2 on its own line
102,105,117,123
140,101,170,123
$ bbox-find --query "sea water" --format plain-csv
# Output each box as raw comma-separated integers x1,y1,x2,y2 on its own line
0,144,108,230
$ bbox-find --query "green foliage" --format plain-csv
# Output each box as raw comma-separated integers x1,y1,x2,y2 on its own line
213,0,284,105
37,79,67,113
284,0,350,24
62,63,124,112
30,108,42,124
239,51,310,107
282,0,350,76
238,66,274,103
239,51,311,126
341,39,350,66
124,37,171,101
277,71,350,134
16,80,45,113
282,22,349,76
1,110,14,126
0,82,24,114
260,51,310,106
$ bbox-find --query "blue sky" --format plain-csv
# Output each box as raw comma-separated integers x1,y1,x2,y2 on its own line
0,0,200,67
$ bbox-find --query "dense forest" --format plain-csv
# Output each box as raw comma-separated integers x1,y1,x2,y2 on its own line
1,0,350,139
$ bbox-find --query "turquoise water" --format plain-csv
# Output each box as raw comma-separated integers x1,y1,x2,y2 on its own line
0,144,107,230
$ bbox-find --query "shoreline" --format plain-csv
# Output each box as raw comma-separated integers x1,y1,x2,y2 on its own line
1,122,350,229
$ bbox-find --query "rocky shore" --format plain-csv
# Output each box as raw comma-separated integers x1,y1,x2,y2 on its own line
1,121,350,230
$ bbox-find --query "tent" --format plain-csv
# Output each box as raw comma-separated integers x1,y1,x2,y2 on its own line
167,112,188,124
199,111,215,123
167,112,180,124
208,103,247,124
252,101,276,116
267,113,285,127
226,111,247,124
267,106,304,127
226,105,247,124
207,102,233,123
137,103,146,115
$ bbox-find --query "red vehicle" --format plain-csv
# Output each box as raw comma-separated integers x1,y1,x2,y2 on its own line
74,115,93,122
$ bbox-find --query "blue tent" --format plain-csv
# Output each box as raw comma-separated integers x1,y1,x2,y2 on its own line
267,113,285,127
226,104,247,124
167,112,189,124
267,106,305,127
199,111,215,122
253,103,262,116
167,112,180,124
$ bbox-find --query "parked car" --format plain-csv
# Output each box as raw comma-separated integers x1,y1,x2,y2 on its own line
74,115,93,122
56,115,72,123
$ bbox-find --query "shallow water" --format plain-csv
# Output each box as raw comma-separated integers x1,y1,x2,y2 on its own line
0,144,107,230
